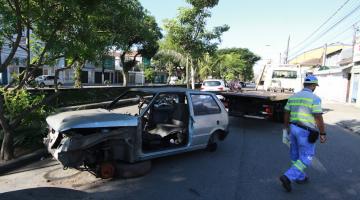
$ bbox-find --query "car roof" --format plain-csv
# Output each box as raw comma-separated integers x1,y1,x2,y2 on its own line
203,79,224,82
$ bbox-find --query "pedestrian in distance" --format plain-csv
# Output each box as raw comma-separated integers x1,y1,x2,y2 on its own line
279,75,327,192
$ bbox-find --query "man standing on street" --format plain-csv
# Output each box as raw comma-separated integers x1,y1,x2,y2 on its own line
279,75,327,192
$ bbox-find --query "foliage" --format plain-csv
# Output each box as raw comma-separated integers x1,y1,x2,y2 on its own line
164,0,229,59
162,0,229,88
152,49,187,77
217,48,261,81
0,0,163,160
144,67,155,83
200,48,261,81
0,89,50,148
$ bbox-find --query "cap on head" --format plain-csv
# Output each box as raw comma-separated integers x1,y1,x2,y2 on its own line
304,75,319,86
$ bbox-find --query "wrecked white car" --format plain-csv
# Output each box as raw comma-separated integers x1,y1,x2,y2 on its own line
44,88,229,178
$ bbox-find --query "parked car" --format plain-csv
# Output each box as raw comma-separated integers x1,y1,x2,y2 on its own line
44,87,229,178
169,76,178,85
35,75,63,88
200,79,230,92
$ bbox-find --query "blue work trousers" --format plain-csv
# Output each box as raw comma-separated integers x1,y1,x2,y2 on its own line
284,124,315,181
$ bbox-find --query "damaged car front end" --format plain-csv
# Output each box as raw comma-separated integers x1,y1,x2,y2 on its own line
43,91,149,178
44,109,138,167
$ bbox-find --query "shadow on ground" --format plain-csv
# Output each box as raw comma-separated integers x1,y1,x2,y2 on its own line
0,187,88,200
336,119,360,134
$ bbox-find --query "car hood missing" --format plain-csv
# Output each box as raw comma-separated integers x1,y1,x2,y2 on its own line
46,108,138,132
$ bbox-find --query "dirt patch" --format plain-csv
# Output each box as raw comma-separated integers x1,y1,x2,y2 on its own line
43,167,104,189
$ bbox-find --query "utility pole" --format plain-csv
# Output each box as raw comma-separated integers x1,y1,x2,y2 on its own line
284,35,290,64
322,43,328,66
352,24,359,60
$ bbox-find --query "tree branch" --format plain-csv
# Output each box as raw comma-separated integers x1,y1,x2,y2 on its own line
10,92,61,128
0,0,23,73
3,35,29,52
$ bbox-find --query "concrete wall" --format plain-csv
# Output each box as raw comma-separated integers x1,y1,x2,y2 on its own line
315,72,349,103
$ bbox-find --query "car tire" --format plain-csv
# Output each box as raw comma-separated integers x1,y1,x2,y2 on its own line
206,134,218,152
57,83,63,88
206,142,218,152
115,160,152,178
39,82,45,88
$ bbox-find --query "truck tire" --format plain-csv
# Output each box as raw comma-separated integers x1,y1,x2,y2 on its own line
39,82,45,88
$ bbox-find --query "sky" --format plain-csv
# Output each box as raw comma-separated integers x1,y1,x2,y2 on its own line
139,0,360,73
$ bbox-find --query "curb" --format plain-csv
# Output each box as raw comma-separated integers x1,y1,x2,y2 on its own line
337,122,360,135
0,149,48,176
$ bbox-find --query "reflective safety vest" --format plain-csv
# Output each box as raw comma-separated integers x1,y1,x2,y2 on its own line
284,88,322,130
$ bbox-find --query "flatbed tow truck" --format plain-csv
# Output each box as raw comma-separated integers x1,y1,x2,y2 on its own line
220,89,292,122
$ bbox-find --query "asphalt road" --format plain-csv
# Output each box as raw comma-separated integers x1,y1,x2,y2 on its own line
0,116,360,200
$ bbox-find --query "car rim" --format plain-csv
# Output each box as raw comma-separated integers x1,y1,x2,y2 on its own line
99,162,115,179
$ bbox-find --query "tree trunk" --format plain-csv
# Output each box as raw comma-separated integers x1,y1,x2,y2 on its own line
121,70,128,86
74,61,84,88
0,95,14,161
0,129,14,161
186,56,190,88
191,59,195,89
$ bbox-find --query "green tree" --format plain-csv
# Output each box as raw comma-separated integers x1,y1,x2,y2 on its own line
144,67,155,83
0,0,159,160
164,0,229,88
103,2,162,86
216,48,261,81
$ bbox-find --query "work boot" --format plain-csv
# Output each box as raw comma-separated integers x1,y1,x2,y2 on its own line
295,176,309,184
279,175,292,192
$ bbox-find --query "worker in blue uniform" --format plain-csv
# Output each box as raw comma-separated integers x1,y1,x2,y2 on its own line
279,75,327,192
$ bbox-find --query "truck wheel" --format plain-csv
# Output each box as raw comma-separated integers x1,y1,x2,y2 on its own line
39,83,45,88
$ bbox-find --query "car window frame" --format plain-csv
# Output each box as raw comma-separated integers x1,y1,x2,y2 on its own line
190,93,222,116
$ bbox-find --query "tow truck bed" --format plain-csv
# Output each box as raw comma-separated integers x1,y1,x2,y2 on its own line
220,89,292,122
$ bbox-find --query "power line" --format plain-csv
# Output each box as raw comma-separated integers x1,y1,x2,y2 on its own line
290,2,360,59
326,20,359,43
291,0,352,51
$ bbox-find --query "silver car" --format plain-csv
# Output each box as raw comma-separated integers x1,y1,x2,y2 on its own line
44,87,229,178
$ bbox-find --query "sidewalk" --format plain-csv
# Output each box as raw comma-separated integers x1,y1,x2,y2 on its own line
323,102,360,135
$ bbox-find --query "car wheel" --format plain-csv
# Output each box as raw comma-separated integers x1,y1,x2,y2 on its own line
39,83,45,88
206,142,218,152
98,162,116,179
116,160,152,178
57,83,63,88
206,135,218,152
